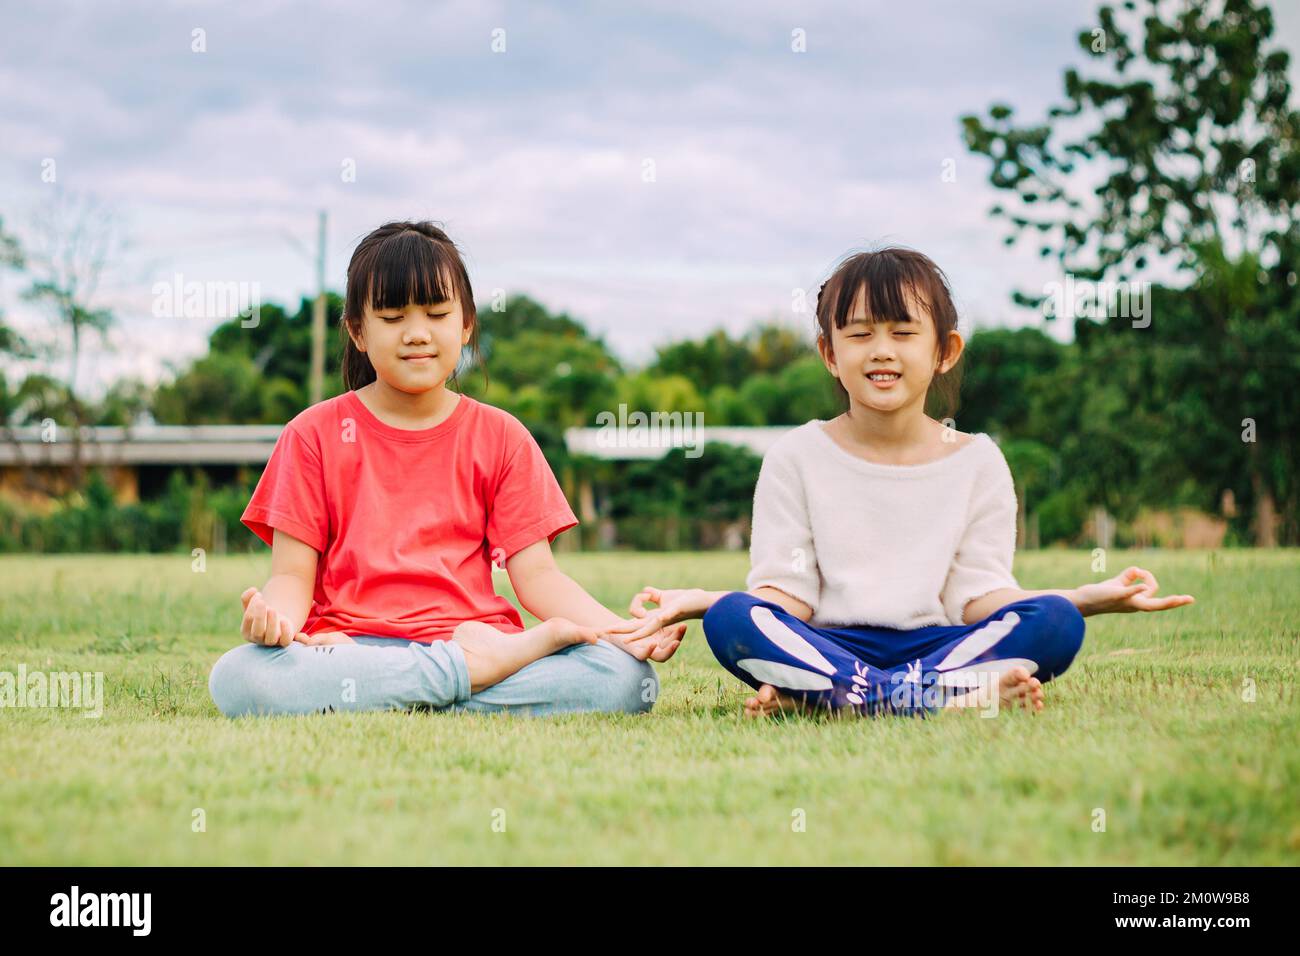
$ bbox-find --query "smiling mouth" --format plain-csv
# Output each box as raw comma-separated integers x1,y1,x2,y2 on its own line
402,355,436,361
867,372,901,382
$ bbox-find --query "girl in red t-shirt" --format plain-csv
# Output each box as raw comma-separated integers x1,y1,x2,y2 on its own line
209,221,685,717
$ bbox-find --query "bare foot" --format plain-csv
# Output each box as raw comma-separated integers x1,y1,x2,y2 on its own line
453,618,598,693
744,666,1046,719
295,631,356,646
743,684,807,719
943,665,1044,714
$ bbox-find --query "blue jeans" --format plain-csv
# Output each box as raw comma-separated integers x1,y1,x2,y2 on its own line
208,636,657,718
702,592,1085,716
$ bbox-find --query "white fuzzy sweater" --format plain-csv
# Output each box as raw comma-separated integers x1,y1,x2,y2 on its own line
745,421,1020,629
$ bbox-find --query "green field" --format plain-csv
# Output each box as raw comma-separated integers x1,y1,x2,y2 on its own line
1,550,1296,865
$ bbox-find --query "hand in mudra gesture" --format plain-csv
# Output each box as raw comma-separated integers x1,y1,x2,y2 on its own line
1073,566,1195,616
600,586,714,659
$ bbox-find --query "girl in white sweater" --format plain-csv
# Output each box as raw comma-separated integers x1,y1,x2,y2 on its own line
602,247,1195,717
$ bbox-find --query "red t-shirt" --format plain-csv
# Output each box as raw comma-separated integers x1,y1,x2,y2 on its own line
240,391,578,643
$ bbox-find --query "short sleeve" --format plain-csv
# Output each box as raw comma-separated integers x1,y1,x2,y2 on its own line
745,444,821,611
940,444,1020,624
485,427,578,561
240,425,330,553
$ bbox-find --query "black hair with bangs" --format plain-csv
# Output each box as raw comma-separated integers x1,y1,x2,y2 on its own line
814,246,964,420
340,221,482,390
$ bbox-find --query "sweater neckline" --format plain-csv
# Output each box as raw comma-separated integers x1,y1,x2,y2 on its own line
343,388,473,443
807,420,989,477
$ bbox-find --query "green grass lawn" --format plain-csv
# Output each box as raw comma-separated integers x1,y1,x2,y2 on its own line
1,549,1296,865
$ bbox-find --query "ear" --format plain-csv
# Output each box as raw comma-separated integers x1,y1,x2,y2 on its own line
936,329,965,373
345,317,367,353
817,333,840,380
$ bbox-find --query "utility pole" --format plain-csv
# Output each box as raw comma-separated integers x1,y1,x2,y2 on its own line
309,210,327,405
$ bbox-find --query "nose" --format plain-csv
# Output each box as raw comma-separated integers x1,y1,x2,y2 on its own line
403,323,432,345
868,336,896,361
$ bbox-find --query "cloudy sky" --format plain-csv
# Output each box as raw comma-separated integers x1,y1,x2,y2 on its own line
2,0,1297,397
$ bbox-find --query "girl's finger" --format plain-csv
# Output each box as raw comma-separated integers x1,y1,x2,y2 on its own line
628,587,661,617
247,598,266,640
1128,568,1157,591
241,587,258,609
277,618,294,647
651,641,680,663
625,623,667,649
635,617,665,638
641,621,686,648
616,623,660,645
606,633,652,661
618,613,664,640
1138,594,1194,612
603,616,648,636
262,608,280,645
1133,596,1169,611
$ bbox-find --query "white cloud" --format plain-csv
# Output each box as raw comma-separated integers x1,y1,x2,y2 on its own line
1,0,1294,397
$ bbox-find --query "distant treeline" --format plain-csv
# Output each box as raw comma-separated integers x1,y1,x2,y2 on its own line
1,276,1295,551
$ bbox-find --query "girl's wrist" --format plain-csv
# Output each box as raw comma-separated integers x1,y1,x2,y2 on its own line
693,589,728,616
1065,586,1094,616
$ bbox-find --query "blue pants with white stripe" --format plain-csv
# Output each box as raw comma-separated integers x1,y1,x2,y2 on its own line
702,592,1085,716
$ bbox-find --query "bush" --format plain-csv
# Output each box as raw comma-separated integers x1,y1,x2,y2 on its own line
1034,486,1089,546
0,467,262,554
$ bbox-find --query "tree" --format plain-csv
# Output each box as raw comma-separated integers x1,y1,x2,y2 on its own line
0,215,32,361
94,378,154,427
153,351,302,425
961,0,1298,284
649,329,756,391
476,294,592,365
155,296,346,424
21,193,122,408
17,192,126,487
0,216,45,497
7,373,77,425
960,0,1300,543
615,371,706,419
207,295,346,397
959,328,1067,437
468,328,621,428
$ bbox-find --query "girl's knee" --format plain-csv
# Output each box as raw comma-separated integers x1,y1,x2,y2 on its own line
209,643,284,718
701,590,761,662
617,655,658,714
1022,594,1085,679
589,641,658,714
